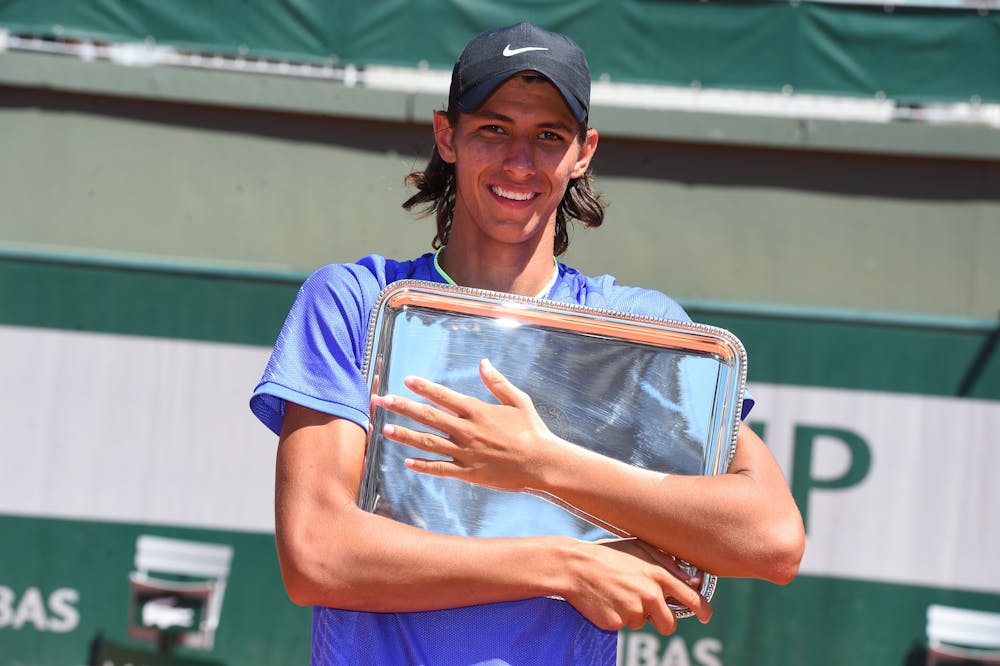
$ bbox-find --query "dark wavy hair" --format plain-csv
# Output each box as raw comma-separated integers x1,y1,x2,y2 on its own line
402,109,606,257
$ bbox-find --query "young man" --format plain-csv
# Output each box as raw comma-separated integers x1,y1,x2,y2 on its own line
251,22,804,665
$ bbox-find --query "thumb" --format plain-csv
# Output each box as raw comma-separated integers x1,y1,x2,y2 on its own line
479,358,528,407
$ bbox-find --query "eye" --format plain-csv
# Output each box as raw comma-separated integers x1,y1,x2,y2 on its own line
479,124,506,136
538,130,567,143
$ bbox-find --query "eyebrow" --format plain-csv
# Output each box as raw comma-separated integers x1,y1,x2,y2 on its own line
469,109,575,134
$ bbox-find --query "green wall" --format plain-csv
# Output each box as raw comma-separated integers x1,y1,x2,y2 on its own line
1,77,998,320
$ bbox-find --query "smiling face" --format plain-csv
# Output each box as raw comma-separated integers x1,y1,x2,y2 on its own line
433,73,598,254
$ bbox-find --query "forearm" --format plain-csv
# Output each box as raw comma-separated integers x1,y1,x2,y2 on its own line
535,424,804,583
278,500,568,611
278,493,711,632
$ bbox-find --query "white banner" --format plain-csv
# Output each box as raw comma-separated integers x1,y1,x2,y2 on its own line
2,325,998,594
749,383,1000,594
1,325,276,533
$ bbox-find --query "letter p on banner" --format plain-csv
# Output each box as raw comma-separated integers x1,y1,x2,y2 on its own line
792,425,872,532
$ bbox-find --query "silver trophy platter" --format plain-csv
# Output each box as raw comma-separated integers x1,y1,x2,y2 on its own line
358,280,747,615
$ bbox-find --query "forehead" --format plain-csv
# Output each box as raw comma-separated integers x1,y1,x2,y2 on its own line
473,72,577,121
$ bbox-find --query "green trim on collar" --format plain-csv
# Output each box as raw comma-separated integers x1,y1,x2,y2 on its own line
433,246,457,286
433,246,558,298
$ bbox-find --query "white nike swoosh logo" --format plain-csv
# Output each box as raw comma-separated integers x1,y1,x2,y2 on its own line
502,45,549,57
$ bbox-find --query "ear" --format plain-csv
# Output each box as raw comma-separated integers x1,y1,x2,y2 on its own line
433,111,457,164
570,128,599,179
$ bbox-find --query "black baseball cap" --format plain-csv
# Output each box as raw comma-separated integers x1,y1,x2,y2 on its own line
448,22,591,123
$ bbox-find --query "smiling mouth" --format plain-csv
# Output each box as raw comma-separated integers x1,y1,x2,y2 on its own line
491,186,537,202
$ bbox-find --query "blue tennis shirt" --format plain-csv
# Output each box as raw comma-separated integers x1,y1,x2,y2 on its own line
251,253,751,665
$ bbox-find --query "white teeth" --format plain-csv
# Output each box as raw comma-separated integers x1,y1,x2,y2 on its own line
491,186,534,201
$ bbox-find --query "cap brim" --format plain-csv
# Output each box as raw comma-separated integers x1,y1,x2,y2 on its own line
456,69,587,123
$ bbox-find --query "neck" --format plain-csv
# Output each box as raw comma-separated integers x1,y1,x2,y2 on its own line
437,236,557,297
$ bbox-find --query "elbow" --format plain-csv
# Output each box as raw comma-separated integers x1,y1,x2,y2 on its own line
276,527,354,608
763,542,804,586
281,563,321,607
758,512,806,586
277,541,325,607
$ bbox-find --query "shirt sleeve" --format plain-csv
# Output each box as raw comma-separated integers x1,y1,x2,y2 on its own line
250,263,382,436
741,388,756,420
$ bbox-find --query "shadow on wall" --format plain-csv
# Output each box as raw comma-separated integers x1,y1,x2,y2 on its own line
594,136,1000,203
4,84,999,204
0,84,432,157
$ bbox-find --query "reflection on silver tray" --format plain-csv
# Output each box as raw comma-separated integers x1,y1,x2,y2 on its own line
358,280,747,616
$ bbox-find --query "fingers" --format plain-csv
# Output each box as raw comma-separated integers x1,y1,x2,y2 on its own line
644,568,712,629
655,558,711,624
377,361,528,415
378,421,466,478
645,578,711,631
599,539,713,627
671,583,713,625
371,389,460,461
632,542,703,590
381,421,447,452
370,356,383,394
372,391,459,436
581,540,713,635
400,375,470,415
643,596,678,635
598,538,702,591
403,455,462,477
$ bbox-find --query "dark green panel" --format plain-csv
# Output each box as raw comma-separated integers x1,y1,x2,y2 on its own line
613,1,796,89
800,4,1000,103
639,575,1000,666
4,509,997,666
1,0,997,103
692,309,1000,401
0,254,300,347
0,0,351,64
0,514,310,666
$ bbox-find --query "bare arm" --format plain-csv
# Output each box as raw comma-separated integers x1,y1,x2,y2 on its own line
374,359,805,584
274,401,711,634
536,422,804,583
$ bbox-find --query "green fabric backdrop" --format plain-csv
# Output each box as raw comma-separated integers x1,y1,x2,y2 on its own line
1,0,998,103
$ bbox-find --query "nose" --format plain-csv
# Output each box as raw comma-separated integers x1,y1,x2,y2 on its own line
502,135,536,179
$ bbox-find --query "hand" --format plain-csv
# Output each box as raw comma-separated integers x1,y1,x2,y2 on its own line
558,537,712,635
595,537,704,592
371,358,561,491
